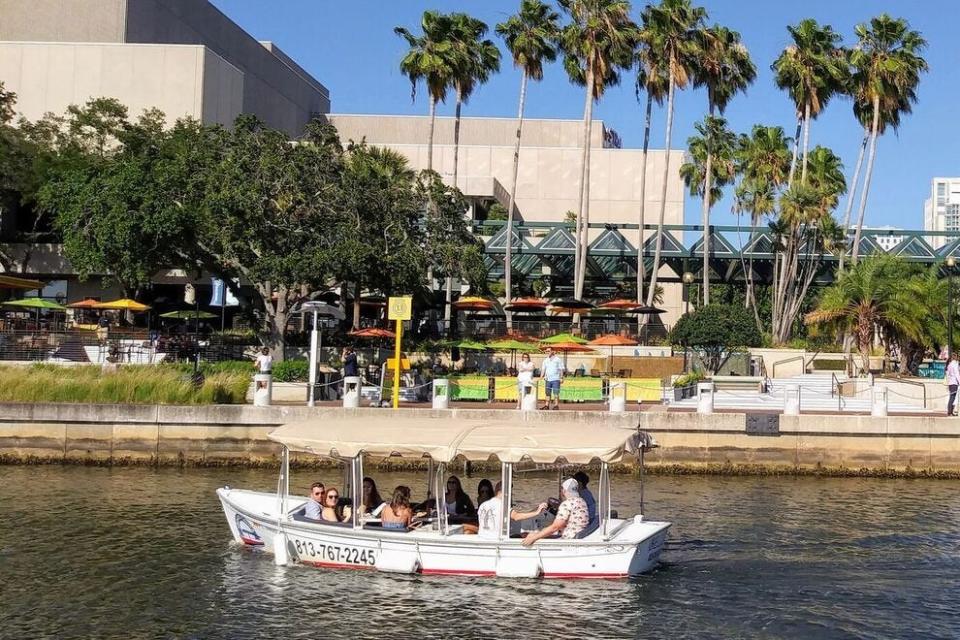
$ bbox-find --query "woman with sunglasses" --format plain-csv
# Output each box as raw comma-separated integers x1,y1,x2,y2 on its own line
320,486,352,523
443,475,476,523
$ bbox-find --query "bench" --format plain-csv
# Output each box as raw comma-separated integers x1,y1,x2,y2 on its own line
710,375,766,393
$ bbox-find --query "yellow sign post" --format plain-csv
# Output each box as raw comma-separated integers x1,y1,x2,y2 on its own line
387,296,412,409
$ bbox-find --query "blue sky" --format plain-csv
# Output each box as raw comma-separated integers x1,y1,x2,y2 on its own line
213,0,959,230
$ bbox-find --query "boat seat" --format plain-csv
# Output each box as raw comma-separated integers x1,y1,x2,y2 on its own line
575,521,600,539
363,521,412,532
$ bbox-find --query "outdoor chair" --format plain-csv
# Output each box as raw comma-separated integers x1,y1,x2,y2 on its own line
618,369,632,378
590,369,602,377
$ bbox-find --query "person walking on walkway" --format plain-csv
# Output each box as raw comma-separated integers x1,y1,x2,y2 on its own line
541,348,564,411
947,353,960,416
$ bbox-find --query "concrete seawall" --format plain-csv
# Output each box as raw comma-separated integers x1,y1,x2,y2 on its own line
1,403,959,476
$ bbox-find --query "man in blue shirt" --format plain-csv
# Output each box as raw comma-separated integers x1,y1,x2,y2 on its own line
541,347,564,410
574,471,598,528
303,482,325,520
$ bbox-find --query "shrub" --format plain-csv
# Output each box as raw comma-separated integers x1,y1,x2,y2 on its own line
669,304,762,374
672,371,705,388
487,203,508,220
272,359,310,382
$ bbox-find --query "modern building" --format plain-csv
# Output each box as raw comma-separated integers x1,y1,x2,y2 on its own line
865,226,906,252
923,178,960,249
0,0,330,135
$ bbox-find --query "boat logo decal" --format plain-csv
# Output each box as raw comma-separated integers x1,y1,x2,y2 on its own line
236,514,263,546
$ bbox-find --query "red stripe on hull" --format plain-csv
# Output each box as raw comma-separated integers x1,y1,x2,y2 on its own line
240,537,264,546
301,560,376,571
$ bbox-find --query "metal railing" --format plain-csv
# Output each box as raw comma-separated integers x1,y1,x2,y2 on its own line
877,374,927,410
771,355,806,379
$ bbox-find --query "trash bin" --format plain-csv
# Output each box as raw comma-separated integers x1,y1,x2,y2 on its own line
872,386,888,417
609,381,626,413
253,373,272,407
520,381,538,411
784,384,800,416
697,381,714,415
343,376,361,408
432,378,450,410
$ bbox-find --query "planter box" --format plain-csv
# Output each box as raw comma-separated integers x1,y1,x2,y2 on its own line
673,385,696,401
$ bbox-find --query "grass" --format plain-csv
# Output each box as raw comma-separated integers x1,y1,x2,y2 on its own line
0,364,250,405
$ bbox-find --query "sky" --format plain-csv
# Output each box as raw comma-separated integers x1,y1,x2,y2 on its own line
212,0,960,231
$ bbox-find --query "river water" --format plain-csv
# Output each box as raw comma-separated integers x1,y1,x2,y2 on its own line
1,465,958,640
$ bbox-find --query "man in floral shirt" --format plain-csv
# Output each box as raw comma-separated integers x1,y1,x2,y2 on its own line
522,478,589,546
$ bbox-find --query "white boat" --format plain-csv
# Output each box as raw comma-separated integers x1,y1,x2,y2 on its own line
217,412,671,579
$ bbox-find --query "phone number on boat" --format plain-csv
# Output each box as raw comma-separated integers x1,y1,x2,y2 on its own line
293,538,376,566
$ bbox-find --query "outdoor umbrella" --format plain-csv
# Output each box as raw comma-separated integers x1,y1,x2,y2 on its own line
503,297,549,313
452,296,497,312
548,297,594,314
349,327,396,339
2,298,66,331
589,334,639,374
444,338,489,351
541,341,597,368
596,298,641,312
159,310,218,320
66,298,102,309
634,305,666,315
540,332,588,345
93,298,151,312
487,337,540,369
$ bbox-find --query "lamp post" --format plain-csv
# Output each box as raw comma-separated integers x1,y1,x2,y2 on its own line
682,271,694,373
948,257,956,361
300,301,345,407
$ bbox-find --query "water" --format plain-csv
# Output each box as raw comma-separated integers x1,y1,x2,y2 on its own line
1,466,958,640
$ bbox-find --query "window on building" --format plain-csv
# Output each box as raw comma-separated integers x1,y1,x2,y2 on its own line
25,279,67,302
946,204,960,230
937,182,947,206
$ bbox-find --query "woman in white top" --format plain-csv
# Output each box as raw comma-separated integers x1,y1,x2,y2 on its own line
516,353,535,409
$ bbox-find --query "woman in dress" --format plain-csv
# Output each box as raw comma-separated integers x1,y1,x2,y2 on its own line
516,352,535,409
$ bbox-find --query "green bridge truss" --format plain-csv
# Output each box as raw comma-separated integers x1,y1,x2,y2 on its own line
478,222,958,294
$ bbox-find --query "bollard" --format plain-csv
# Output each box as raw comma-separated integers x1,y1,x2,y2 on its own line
432,378,450,410
609,381,626,413
784,384,801,416
342,376,361,408
253,373,272,407
520,382,538,411
871,386,888,417
697,381,714,415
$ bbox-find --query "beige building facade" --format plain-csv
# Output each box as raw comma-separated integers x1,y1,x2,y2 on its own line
0,0,330,135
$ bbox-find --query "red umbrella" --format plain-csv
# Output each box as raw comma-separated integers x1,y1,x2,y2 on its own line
504,297,549,313
349,327,396,339
452,296,496,312
596,298,641,312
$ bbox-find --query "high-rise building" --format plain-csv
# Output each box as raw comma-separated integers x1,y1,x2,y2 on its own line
923,178,960,248
0,0,330,135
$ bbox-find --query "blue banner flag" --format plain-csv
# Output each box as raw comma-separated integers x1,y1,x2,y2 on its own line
210,278,239,307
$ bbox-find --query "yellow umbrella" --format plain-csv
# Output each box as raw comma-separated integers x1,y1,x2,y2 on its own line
92,298,151,312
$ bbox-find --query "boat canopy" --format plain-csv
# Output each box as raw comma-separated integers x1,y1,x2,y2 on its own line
267,415,654,464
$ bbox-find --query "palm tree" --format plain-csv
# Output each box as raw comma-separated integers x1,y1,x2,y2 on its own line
633,36,670,314
395,12,459,173
806,254,924,375
849,14,927,264
679,115,737,305
733,125,792,318
496,0,561,331
691,24,755,304
643,0,706,308
771,19,845,187
558,0,638,302
449,14,502,189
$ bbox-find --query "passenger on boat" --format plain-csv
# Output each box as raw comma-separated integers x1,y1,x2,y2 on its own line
477,481,547,539
320,486,352,523
476,479,494,507
361,477,385,517
304,482,325,520
380,485,419,530
521,478,589,546
443,475,477,522
573,471,598,527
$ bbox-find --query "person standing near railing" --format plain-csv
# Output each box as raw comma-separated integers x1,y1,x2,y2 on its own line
946,353,960,417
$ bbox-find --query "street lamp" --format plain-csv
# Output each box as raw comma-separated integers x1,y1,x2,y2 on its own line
948,257,956,361
682,271,694,373
300,301,345,407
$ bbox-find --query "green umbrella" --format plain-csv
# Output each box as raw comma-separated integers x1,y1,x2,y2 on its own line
3,298,66,331
444,339,489,351
160,310,218,319
540,332,588,345
486,339,539,352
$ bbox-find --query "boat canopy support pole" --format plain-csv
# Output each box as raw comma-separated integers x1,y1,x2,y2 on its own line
500,461,513,541
352,455,363,530
640,448,646,516
600,461,611,540
436,462,448,535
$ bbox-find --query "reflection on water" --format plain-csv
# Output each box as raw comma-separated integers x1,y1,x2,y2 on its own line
1,465,959,639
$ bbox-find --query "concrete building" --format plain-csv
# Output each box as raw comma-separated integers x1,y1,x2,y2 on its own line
865,226,906,252
0,0,330,135
923,178,960,249
326,114,685,248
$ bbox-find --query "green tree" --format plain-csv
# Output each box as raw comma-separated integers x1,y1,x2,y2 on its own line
771,19,846,187
395,11,459,173
558,0,639,301
669,303,761,373
496,0,561,328
691,24,755,304
643,0,706,307
849,14,927,263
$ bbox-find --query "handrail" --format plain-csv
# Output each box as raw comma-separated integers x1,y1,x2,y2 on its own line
877,374,927,409
771,355,805,379
831,372,844,412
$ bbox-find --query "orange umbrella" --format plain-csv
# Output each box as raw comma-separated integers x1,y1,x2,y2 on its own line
541,341,596,368
66,298,102,309
596,298,641,312
590,334,638,373
452,296,496,312
504,297,549,313
349,327,396,339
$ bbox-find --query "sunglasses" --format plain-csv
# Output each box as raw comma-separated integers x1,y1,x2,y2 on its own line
326,494,339,500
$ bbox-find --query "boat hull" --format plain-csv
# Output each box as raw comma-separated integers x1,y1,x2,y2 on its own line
219,488,670,579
